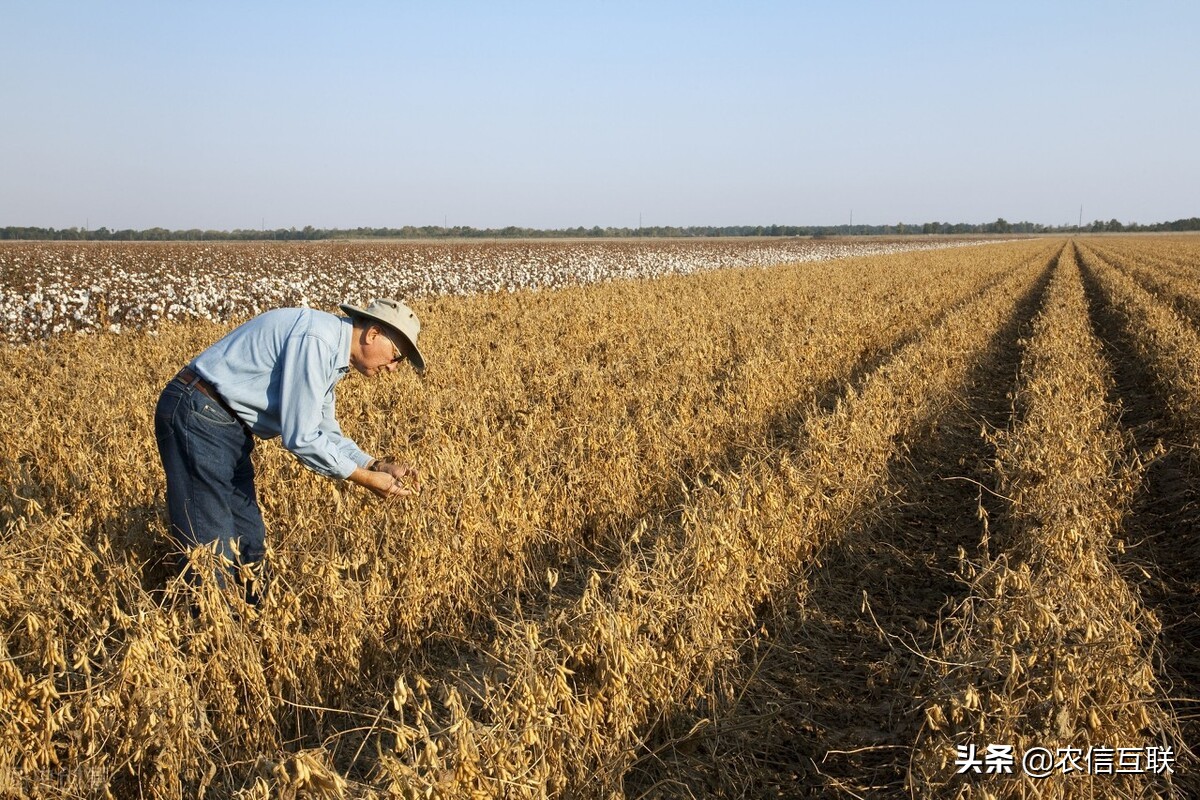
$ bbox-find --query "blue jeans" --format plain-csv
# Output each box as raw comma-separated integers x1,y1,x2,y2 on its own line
155,376,266,602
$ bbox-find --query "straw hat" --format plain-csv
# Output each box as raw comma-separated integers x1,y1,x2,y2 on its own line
339,298,427,373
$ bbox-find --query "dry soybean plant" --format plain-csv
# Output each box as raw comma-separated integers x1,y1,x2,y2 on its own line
911,245,1182,798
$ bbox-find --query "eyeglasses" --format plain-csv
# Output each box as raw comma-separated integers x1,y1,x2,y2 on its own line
388,336,409,364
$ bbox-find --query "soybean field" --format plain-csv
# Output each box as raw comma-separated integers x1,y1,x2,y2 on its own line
0,236,1197,799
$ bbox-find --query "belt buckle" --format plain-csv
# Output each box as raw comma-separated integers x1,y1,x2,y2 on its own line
177,368,202,388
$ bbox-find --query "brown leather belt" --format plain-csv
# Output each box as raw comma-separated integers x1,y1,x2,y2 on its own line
174,367,251,434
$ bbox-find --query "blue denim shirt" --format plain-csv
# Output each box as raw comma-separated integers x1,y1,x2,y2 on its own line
190,308,373,479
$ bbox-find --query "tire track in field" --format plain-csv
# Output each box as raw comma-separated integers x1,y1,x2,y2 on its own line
617,253,1058,798
1079,245,1200,793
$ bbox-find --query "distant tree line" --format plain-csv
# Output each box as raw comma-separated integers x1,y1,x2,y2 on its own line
2,217,1198,241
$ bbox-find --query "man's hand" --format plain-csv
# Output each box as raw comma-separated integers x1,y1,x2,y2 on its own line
371,458,421,493
347,465,413,499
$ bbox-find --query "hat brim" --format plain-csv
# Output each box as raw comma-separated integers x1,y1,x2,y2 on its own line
340,303,427,373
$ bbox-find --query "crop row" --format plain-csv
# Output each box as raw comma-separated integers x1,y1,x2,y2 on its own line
322,242,1044,648
1087,235,1199,277
0,237,1006,343
912,246,1178,799
1083,238,1200,326
1078,243,1200,448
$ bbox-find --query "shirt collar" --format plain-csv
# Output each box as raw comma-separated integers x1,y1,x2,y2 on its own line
337,316,353,374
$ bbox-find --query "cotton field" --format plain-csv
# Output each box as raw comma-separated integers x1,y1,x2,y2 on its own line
0,237,1000,343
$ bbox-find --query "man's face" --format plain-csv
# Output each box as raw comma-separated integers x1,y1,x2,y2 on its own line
351,324,411,377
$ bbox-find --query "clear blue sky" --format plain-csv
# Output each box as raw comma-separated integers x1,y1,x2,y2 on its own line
2,1,1196,230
